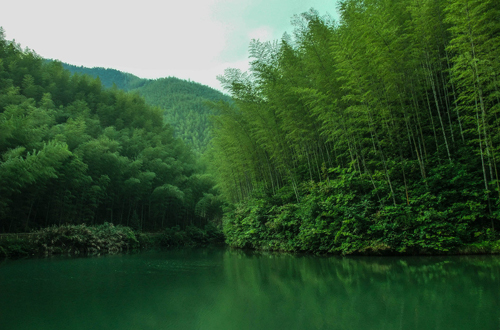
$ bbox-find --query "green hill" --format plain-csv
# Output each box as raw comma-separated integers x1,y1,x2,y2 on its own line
135,77,231,155
56,62,230,154
60,63,146,91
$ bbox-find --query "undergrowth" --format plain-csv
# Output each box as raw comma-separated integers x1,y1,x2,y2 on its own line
0,222,224,259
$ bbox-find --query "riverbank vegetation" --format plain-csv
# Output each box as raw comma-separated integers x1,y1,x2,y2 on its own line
209,0,500,254
0,223,224,258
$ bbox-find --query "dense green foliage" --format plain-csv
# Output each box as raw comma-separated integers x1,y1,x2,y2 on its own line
210,0,500,254
0,223,224,258
0,29,223,234
135,77,231,155
0,223,140,258
32,223,141,255
58,63,231,155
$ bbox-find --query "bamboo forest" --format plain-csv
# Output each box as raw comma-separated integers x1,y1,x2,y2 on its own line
210,0,500,254
1,0,500,257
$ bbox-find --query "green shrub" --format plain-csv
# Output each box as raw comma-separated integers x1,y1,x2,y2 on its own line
222,168,500,255
0,237,34,258
32,223,140,255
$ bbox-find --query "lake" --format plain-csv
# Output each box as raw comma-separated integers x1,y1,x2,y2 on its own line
0,248,499,330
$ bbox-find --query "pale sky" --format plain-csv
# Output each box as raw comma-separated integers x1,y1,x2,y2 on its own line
0,0,339,91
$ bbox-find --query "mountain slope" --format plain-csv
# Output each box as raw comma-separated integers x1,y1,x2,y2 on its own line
60,63,146,91
134,77,231,154
56,62,230,154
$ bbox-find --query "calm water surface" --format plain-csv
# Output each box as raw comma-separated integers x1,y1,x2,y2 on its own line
0,248,499,330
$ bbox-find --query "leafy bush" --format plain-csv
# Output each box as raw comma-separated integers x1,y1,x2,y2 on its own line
222,168,500,255
32,223,140,255
0,237,35,258
0,223,225,259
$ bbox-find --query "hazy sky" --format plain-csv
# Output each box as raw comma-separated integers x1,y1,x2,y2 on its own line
0,0,339,91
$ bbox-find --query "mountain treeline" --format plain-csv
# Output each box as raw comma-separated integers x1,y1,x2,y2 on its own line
136,77,231,155
210,0,500,253
0,29,222,233
59,62,231,155
60,63,147,91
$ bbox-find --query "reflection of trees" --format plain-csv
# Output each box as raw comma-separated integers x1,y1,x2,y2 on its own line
1,249,498,329
219,251,500,330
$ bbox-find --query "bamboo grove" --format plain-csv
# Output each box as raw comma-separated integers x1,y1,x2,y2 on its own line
0,29,223,233
209,0,500,253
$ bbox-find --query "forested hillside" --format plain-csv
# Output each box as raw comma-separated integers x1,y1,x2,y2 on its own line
59,63,230,154
135,77,231,154
60,63,146,91
210,0,500,254
0,29,222,233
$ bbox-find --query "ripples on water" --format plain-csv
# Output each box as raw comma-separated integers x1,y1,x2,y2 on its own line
0,248,499,330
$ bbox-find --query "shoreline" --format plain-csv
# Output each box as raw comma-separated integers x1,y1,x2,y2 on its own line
2,228,499,260
0,223,225,259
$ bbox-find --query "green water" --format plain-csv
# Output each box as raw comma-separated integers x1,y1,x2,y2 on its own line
0,249,499,330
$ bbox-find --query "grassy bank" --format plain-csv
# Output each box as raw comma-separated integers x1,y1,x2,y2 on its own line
0,223,225,259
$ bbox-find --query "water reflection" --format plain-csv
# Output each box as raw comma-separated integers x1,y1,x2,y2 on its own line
0,249,498,330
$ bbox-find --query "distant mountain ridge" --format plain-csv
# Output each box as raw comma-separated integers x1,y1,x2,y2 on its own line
58,62,230,154
136,77,231,155
60,63,147,91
